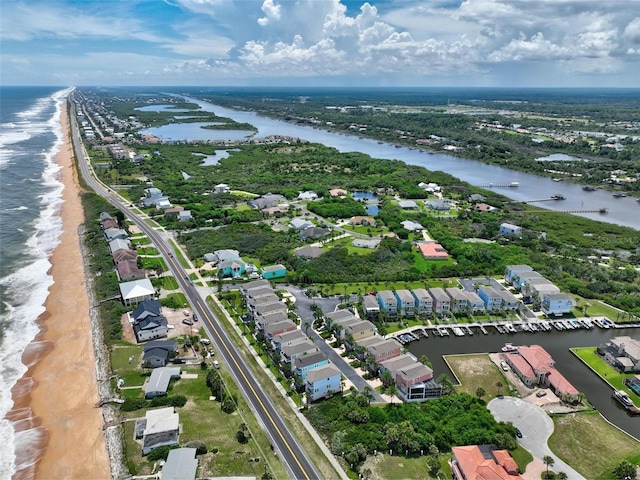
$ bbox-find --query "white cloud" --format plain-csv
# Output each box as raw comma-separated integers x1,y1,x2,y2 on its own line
258,0,281,26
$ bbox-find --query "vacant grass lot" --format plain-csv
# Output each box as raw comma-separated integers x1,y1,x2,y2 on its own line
445,354,515,401
549,412,640,480
360,452,451,480
571,347,640,407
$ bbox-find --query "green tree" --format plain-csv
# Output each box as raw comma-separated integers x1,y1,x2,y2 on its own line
543,456,555,479
613,460,637,480
475,387,486,400
419,354,432,368
426,456,440,476
557,473,568,480
380,370,395,388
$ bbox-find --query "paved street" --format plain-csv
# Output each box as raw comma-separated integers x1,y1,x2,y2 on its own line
488,396,585,480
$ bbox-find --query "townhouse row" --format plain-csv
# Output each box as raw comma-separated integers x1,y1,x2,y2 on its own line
504,265,575,316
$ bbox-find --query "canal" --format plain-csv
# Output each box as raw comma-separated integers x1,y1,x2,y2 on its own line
182,95,640,230
407,326,640,439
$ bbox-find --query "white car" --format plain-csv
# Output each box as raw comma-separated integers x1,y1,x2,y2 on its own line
500,361,509,371
213,360,220,369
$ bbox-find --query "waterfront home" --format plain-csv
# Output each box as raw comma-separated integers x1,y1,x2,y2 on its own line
477,286,504,311
141,407,179,455
289,217,314,231
504,345,579,403
395,289,415,317
395,363,442,402
474,202,500,213
116,259,146,282
109,237,132,254
446,287,469,314
342,319,377,343
377,290,398,317
541,293,574,316
464,290,485,313
497,289,520,311
133,315,168,343
112,248,137,265
328,188,347,198
379,354,417,377
451,445,521,480
412,288,433,316
119,278,155,306
524,277,559,299
418,242,449,260
271,330,307,352
398,200,418,210
99,211,113,222
305,364,342,402
294,351,329,382
101,217,119,230
428,287,450,314
352,238,381,249
598,336,640,373
218,259,246,278
162,448,198,480
214,183,230,194
499,223,523,237
324,309,357,329
511,271,544,290
504,265,534,284
261,264,287,279
263,319,297,341
142,340,178,368
361,295,380,319
144,367,181,398
365,338,402,364
401,220,423,231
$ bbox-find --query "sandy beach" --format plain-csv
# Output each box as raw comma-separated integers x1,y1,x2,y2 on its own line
7,100,110,479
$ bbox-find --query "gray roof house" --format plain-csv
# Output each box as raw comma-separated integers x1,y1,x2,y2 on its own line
133,316,168,343
109,238,132,254
248,194,288,210
104,227,128,241
161,448,198,480
141,407,179,455
290,217,314,231
143,340,177,368
132,299,162,321
144,367,181,398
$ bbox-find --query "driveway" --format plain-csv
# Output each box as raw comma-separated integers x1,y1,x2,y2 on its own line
488,396,585,480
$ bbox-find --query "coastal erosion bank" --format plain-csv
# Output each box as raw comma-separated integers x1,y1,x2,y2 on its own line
7,100,112,479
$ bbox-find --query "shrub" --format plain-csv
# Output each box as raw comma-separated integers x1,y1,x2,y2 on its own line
185,440,208,455
147,445,173,461
121,398,147,412
169,395,187,407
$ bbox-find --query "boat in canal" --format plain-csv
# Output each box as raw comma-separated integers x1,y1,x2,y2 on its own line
502,343,517,352
613,390,640,415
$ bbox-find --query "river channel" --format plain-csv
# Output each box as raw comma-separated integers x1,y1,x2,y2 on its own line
406,326,640,440
175,96,640,230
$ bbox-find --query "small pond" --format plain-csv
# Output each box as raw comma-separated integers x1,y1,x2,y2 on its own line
535,153,585,162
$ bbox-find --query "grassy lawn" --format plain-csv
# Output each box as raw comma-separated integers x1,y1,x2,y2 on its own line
510,445,533,474
316,280,460,297
549,411,640,480
360,452,451,480
136,247,160,255
412,252,454,273
140,256,167,271
322,236,373,255
570,294,624,320
445,354,519,400
571,347,640,407
161,276,179,290
162,292,188,308
111,345,147,387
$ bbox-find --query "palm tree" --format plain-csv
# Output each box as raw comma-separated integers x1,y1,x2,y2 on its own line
385,384,397,405
543,455,555,479
475,387,486,400
437,373,454,395
362,385,375,406
556,472,568,480
496,381,503,396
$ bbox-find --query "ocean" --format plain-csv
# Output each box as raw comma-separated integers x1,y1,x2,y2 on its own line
0,86,73,478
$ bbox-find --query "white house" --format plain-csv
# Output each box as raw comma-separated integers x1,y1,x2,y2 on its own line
297,191,318,201
119,278,155,306
141,407,179,454
541,293,574,316
305,364,342,402
500,223,523,236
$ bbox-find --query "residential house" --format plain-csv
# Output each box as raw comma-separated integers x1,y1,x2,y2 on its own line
425,199,451,212
464,290,485,313
294,246,324,259
261,264,287,279
598,336,640,373
254,311,289,331
325,309,357,329
398,200,418,210
350,216,375,226
214,183,230,194
133,316,168,343
253,302,288,323
247,194,288,210
245,287,276,301
163,206,184,221
468,193,486,203
210,248,241,264
474,203,500,213
512,271,544,291
161,448,198,480
504,345,580,402
524,278,559,299
352,238,381,249
142,188,171,209
263,319,297,341
395,289,415,317
429,288,450,314
411,289,433,316
541,293,574,316
144,367,181,398
141,407,179,455
333,318,362,340
262,205,290,216
178,210,192,222
361,295,380,319
297,191,318,201
247,294,281,318
395,363,442,402
305,364,342,402
218,259,246,278
119,278,155,306
376,290,398,317
281,339,318,365
101,217,119,230
271,330,307,352
446,288,469,314
504,265,534,284
112,248,137,265
117,259,145,282
132,299,162,321
109,238,132,254
343,319,377,343
401,220,423,231
499,222,523,236
290,217,314,231
365,338,402,364
417,242,449,260
379,354,417,377
142,340,178,368
328,188,347,198
240,279,272,294
299,227,330,241
477,286,504,311
99,211,113,222
451,445,522,480
294,350,329,382
497,289,520,311
354,336,387,359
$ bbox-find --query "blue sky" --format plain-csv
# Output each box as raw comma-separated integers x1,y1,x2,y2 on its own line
1,0,639,87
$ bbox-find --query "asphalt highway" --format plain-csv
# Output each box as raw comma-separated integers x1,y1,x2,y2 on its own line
68,95,321,480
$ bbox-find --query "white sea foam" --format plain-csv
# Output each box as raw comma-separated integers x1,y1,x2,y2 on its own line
0,87,70,480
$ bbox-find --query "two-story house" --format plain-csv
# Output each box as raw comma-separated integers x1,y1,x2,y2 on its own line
294,351,329,383
376,290,398,317
541,293,574,316
305,364,342,402
429,287,450,314
477,286,504,311
411,288,433,316
445,288,469,314
395,289,415,317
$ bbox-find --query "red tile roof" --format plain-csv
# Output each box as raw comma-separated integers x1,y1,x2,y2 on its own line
418,242,449,259
452,445,521,480
507,353,536,380
518,345,553,373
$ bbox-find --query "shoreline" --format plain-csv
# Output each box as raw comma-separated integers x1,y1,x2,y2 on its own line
7,99,110,479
